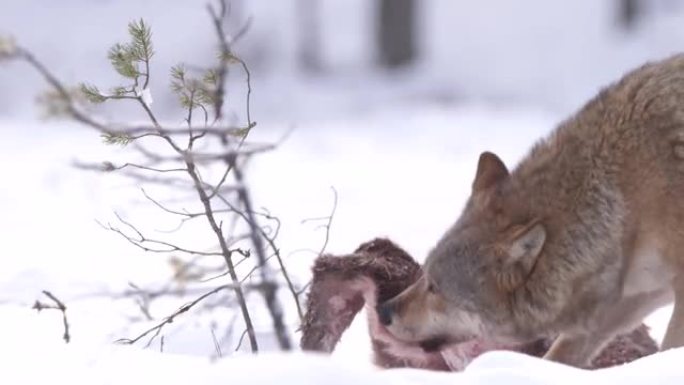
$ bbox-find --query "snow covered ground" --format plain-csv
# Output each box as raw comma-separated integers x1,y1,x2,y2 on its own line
4,340,684,385
0,101,679,383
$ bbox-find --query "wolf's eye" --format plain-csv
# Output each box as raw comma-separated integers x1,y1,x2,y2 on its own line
427,282,437,294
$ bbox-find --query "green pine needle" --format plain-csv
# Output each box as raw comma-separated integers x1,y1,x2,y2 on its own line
80,83,106,103
196,88,215,105
218,50,238,64
35,88,78,118
203,69,218,87
170,64,186,93
108,43,138,79
169,63,212,109
106,19,154,79
128,19,154,62
110,86,130,97
101,132,133,146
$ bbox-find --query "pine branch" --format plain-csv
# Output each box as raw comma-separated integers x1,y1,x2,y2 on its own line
7,1,301,356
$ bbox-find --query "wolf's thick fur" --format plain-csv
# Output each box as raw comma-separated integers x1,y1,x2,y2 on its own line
379,54,684,367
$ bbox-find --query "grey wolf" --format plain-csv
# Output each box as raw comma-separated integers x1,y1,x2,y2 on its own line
377,54,684,368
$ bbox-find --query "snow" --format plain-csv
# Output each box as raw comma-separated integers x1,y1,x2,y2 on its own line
138,87,154,106
2,293,683,385
2,306,684,385
2,0,684,383
0,103,678,382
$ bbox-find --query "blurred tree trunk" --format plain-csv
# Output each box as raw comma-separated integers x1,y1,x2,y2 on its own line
297,0,323,72
618,0,641,29
377,0,416,68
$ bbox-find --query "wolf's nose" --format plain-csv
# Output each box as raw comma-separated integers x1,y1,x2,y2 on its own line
376,302,394,326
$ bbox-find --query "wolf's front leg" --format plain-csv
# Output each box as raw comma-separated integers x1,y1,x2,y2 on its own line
662,276,684,350
542,332,610,368
544,289,668,367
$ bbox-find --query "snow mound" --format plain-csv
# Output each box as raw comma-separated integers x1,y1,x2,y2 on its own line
3,330,683,385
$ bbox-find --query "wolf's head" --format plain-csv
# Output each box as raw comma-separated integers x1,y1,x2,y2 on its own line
378,151,547,348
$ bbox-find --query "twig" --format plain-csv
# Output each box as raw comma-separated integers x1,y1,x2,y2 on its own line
210,326,223,358
98,214,224,257
117,283,257,346
99,124,254,139
81,284,232,302
296,280,313,297
300,186,338,257
15,48,110,133
228,157,291,349
127,282,154,321
231,17,253,45
183,159,258,351
295,188,338,297
85,162,188,174
240,253,277,284
199,252,251,283
235,328,249,352
140,188,235,220
289,187,340,299
122,144,275,164
207,1,230,123
216,193,302,322
33,290,70,343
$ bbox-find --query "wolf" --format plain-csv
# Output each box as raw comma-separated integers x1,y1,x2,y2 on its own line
377,54,684,368
300,238,658,370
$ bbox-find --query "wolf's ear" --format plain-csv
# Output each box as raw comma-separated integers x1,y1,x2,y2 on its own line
495,222,546,291
508,222,546,262
472,152,508,192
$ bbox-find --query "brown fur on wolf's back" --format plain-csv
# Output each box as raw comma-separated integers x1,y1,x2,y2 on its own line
300,238,659,370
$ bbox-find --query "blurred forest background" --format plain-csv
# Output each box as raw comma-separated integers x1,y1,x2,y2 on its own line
3,0,684,123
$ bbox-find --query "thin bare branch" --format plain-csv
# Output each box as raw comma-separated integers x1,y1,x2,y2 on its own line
117,283,258,346
74,160,187,174
127,282,154,321
120,143,275,165
183,157,259,352
234,56,253,127
210,326,223,358
98,214,224,257
311,186,338,257
294,188,338,297
227,158,292,347
100,124,254,139
231,17,253,45
235,328,249,352
33,290,70,343
240,253,277,284
296,280,313,297
15,48,110,132
215,192,301,322
207,1,229,123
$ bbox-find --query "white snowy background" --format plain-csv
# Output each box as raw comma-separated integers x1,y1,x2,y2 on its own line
1,0,683,383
